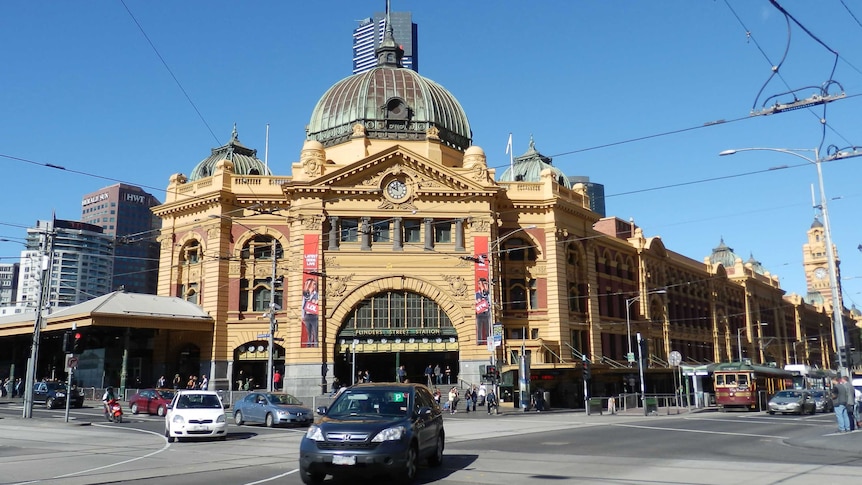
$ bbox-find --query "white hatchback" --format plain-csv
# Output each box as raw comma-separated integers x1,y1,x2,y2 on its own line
164,390,227,442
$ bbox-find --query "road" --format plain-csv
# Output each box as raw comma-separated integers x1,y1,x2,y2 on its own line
1,401,861,484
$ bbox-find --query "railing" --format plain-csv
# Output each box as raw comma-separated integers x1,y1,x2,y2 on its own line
600,356,627,369
541,342,565,364
564,342,585,361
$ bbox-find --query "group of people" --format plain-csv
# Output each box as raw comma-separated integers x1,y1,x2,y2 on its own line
831,375,862,432
165,373,209,390
423,363,452,386
1,377,24,398
446,384,497,414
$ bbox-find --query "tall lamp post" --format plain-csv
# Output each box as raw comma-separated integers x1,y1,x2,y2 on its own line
737,322,768,362
625,289,667,366
720,147,847,374
21,228,55,419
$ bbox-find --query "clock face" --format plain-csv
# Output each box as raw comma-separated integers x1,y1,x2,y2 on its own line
814,267,827,280
386,179,408,200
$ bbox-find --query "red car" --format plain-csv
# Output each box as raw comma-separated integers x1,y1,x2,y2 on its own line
129,388,175,416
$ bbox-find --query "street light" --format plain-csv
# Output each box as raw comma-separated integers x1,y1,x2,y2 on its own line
737,322,768,362
720,147,847,374
625,289,667,366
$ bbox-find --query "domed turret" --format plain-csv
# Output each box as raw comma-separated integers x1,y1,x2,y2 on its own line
709,238,740,268
189,126,270,181
306,19,471,151
499,135,571,187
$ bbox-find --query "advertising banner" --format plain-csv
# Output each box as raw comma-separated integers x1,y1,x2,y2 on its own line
301,234,319,348
474,236,490,345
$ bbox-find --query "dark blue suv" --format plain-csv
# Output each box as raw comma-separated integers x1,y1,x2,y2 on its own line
299,382,444,484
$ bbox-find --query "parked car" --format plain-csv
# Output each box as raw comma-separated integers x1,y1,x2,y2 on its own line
810,389,834,413
233,392,312,427
129,388,175,416
33,381,84,409
767,389,816,415
299,382,444,484
164,390,227,442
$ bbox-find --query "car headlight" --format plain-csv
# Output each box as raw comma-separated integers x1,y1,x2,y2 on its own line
172,415,185,425
305,425,325,441
56,392,66,398
372,426,406,442
217,414,226,423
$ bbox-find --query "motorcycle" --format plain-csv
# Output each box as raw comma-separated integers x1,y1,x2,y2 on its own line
104,398,123,423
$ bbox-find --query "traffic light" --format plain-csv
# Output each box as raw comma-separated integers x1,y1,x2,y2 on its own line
486,365,497,380
638,336,649,367
583,360,591,380
72,332,82,354
838,345,852,367
62,331,73,353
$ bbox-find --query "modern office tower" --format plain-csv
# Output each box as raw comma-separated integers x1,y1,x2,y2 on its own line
353,12,418,74
568,176,606,217
81,183,161,294
17,219,114,308
0,263,19,307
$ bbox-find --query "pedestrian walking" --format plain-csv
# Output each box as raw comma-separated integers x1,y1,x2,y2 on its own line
445,365,451,385
831,377,851,432
397,365,406,383
424,364,434,387
477,383,487,406
465,387,474,413
273,370,282,390
486,388,498,414
841,376,856,431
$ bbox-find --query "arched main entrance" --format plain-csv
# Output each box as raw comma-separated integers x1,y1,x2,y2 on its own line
334,289,459,387
232,341,285,390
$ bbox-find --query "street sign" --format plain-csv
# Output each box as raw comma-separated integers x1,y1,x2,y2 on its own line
668,350,682,367
65,355,78,371
257,333,271,339
626,352,635,363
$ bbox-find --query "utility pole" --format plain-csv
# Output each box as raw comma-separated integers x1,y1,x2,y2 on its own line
23,225,54,419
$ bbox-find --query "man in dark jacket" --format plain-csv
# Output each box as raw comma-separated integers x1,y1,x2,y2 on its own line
841,376,856,431
832,377,850,432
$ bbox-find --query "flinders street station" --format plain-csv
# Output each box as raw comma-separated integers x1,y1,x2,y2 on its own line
1,18,858,406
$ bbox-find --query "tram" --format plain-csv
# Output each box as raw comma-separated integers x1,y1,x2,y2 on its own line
713,362,794,411
784,364,835,390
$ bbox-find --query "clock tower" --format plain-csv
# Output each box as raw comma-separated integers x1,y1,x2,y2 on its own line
802,217,842,308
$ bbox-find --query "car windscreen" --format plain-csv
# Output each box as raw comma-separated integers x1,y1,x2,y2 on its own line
268,393,301,405
774,391,800,399
176,394,222,409
158,390,176,400
327,389,410,417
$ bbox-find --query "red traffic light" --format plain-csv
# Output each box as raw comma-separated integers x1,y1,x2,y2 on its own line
74,332,81,340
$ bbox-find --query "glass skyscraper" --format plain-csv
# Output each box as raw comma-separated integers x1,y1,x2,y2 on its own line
353,12,418,74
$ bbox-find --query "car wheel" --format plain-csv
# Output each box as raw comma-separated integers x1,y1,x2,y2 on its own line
768,411,774,415
131,403,139,414
165,427,175,443
299,466,325,485
157,405,166,417
234,410,244,426
395,443,417,483
46,397,55,409
265,413,275,428
428,431,444,467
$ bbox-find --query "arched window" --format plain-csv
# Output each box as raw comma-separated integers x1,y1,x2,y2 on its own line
179,240,201,265
344,291,453,331
502,238,536,261
238,235,284,312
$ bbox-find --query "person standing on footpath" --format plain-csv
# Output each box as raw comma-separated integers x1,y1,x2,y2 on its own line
841,376,856,431
273,370,282,391
434,364,442,385
831,376,851,432
424,364,434,387
486,387,498,414
397,365,406,383
157,375,166,388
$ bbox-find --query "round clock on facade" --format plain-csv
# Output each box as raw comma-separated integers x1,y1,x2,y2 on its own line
386,179,408,200
814,267,827,280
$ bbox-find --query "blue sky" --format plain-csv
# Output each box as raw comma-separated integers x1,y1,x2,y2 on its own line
2,1,861,308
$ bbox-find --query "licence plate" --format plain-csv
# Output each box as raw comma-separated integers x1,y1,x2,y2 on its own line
332,455,356,466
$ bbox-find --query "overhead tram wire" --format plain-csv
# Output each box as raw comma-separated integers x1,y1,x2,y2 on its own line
119,0,220,145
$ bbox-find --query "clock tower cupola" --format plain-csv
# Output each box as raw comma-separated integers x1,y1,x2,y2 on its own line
802,217,841,307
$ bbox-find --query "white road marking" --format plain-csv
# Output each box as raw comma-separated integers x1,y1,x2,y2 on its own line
53,425,170,478
243,468,299,484
613,422,788,439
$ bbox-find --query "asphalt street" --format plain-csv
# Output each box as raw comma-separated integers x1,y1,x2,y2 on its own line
2,398,862,484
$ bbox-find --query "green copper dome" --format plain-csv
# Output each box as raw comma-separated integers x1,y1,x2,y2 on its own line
709,238,740,268
189,127,271,181
306,20,471,151
499,136,572,187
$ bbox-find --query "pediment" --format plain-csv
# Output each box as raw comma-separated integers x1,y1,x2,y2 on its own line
285,145,495,197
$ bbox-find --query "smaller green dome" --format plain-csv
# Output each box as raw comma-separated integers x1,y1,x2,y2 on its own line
499,136,571,187
709,238,740,268
189,126,271,181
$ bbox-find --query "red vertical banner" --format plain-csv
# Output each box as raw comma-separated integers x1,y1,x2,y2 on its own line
301,234,320,348
474,236,490,345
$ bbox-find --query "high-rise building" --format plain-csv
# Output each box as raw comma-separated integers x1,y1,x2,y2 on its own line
568,176,606,217
0,262,19,307
353,12,418,74
81,183,161,294
17,219,114,308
